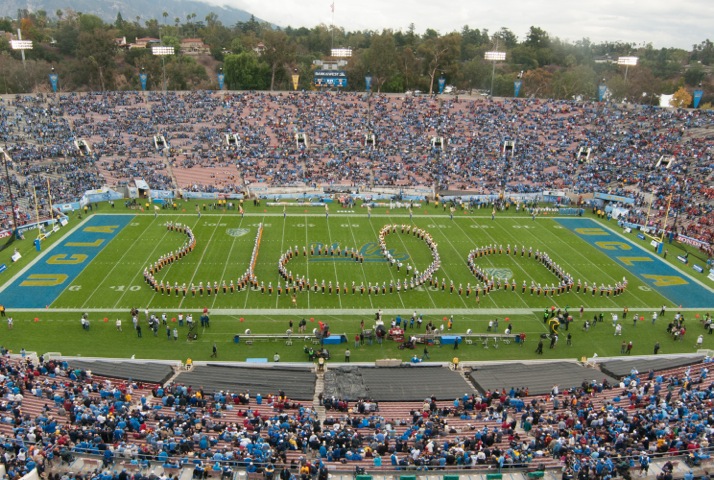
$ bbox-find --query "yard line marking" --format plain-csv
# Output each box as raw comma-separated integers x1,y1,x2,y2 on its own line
457,218,531,309
324,217,344,309
241,215,267,310
342,218,373,309
212,216,244,311
402,215,468,309
365,219,407,309
178,215,224,310
513,220,623,308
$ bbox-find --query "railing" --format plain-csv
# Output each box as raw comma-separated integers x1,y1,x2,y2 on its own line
60,447,713,477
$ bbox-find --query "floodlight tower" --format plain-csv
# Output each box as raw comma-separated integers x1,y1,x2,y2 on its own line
617,56,638,83
485,51,506,97
10,31,33,70
152,46,175,91
0,147,19,236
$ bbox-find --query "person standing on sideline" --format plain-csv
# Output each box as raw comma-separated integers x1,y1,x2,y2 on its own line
660,305,666,316
173,328,178,341
211,343,217,358
654,342,660,354
7,317,13,329
0,304,5,317
136,324,142,338
536,339,544,354
344,349,351,362
116,318,122,332
566,332,572,346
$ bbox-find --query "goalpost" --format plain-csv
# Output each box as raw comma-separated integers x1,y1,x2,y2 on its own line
642,193,672,251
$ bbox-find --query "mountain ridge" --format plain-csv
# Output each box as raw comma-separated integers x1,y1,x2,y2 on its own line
2,0,265,28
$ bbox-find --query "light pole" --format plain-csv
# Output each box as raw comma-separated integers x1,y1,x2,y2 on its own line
10,33,33,70
152,46,175,91
485,51,506,97
617,56,638,83
0,147,19,237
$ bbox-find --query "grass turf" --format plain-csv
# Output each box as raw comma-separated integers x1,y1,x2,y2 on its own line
0,201,711,363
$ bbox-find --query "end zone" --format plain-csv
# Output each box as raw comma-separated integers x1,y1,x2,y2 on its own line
556,218,713,308
0,215,133,308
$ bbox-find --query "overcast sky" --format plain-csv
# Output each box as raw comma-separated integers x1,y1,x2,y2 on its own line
209,0,712,50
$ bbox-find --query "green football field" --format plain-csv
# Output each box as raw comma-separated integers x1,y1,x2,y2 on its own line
0,201,712,362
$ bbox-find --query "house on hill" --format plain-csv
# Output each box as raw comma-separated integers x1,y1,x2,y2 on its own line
131,37,161,49
180,38,210,55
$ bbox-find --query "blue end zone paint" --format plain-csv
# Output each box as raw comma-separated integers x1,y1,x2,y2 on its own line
1,215,132,308
556,218,713,308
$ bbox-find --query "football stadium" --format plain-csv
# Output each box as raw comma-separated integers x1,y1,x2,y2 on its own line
0,90,713,480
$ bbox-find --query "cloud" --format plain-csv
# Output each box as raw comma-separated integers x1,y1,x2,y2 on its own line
211,0,712,49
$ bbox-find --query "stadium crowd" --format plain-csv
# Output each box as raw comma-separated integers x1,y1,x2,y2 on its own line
0,346,713,480
0,91,712,249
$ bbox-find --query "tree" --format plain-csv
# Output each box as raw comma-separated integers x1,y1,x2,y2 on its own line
551,65,597,100
417,33,461,94
684,64,706,86
260,29,294,90
55,18,80,56
78,14,103,32
494,28,518,48
523,68,554,98
360,30,398,92
670,87,693,108
460,26,488,61
525,26,550,49
461,57,492,93
399,46,421,92
76,29,117,90
223,52,269,90
691,39,714,65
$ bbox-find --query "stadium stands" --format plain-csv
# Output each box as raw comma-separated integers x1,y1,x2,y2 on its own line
1,92,712,250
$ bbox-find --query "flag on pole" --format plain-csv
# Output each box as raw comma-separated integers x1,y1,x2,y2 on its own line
330,2,335,12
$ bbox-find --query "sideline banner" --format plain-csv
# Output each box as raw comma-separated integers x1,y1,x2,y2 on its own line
182,192,219,200
150,190,175,199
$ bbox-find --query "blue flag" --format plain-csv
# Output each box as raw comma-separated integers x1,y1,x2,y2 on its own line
217,73,225,90
693,89,703,108
598,84,607,102
438,77,446,94
514,80,522,98
49,73,59,93
139,73,148,91
365,75,372,92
